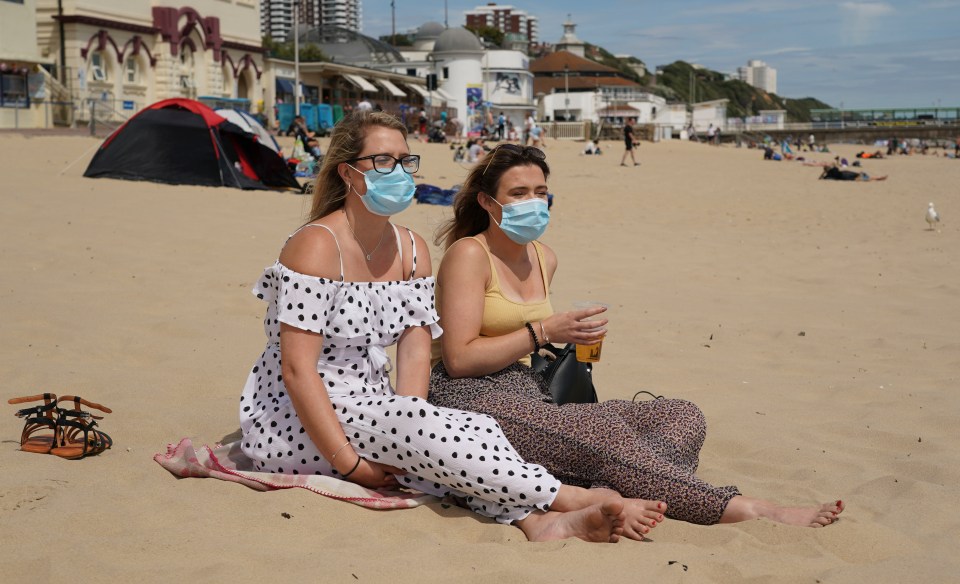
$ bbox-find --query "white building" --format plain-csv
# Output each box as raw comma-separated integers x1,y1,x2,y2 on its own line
554,16,584,58
691,99,729,131
737,59,777,94
261,0,362,43
0,0,52,128
464,3,538,45
391,24,535,137
32,0,266,125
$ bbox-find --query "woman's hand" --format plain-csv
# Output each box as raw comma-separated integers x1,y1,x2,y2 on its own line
342,457,407,490
542,306,608,346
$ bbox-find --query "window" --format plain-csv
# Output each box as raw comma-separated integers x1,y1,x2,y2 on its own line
125,58,138,84
90,52,107,81
443,67,449,79
0,72,29,108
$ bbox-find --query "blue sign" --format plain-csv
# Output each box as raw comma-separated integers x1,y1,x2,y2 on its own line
122,100,134,110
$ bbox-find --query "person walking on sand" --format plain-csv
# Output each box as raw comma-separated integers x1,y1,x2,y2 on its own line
621,118,639,166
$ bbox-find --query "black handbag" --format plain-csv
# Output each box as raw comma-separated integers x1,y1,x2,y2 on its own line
529,343,598,405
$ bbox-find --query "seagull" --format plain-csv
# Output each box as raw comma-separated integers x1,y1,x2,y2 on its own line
925,202,940,231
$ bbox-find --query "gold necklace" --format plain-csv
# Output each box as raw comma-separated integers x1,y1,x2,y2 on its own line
343,210,388,261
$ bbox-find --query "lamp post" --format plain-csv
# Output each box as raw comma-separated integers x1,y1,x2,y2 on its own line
563,64,570,121
293,0,300,116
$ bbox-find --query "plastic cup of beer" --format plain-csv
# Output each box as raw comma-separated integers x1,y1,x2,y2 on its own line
572,301,609,363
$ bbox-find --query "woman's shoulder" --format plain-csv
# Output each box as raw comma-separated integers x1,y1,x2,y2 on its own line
278,221,343,280
534,241,558,276
444,236,490,261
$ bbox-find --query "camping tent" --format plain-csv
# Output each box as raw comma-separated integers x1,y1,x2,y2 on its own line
84,98,300,191
215,108,281,154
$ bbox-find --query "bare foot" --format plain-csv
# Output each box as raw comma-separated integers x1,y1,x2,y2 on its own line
768,500,845,527
591,487,666,540
519,501,625,543
721,496,845,527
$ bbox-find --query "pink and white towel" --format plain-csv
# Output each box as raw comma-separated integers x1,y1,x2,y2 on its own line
154,438,437,510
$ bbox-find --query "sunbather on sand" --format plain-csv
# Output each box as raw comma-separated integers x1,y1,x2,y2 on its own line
820,166,888,181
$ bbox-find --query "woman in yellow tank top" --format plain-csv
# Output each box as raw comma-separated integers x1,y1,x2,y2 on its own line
428,144,845,529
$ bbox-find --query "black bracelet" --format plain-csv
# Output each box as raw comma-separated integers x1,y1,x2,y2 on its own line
525,322,541,352
341,456,362,479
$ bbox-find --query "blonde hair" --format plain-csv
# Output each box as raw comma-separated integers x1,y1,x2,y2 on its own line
306,111,408,223
434,147,550,249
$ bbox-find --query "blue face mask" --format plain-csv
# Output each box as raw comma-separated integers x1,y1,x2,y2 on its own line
348,164,416,216
489,196,550,244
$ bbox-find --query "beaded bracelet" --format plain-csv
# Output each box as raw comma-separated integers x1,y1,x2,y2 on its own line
341,456,362,479
525,322,541,352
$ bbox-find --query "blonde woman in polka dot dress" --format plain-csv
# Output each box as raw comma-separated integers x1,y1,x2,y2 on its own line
429,144,845,528
239,111,666,542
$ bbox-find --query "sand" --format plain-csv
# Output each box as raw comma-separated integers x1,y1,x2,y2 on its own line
1,129,958,583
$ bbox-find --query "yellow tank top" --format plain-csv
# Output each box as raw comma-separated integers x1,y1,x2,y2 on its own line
432,237,554,367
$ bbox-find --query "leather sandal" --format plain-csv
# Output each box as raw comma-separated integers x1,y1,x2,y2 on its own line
8,393,59,454
50,395,113,460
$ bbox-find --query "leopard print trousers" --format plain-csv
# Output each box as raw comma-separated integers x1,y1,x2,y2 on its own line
429,362,740,525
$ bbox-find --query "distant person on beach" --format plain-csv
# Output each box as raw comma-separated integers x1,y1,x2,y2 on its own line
529,123,544,148
237,110,650,544
583,140,602,155
428,143,847,528
466,138,487,164
497,112,506,141
291,115,322,159
808,134,816,152
620,118,639,166
820,166,887,181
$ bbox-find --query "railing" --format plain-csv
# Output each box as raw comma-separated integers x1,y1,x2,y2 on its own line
539,121,590,140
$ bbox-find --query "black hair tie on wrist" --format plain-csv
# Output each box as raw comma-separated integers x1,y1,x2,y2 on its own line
341,456,362,479
525,322,541,352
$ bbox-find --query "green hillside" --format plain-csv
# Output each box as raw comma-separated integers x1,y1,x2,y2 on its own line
649,61,831,122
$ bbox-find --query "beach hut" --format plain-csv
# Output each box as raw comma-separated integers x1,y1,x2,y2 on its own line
83,98,301,191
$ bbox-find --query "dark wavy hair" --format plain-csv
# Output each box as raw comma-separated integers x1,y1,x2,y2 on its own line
434,146,550,249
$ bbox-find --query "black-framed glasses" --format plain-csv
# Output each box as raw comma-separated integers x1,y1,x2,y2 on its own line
482,144,546,175
345,153,420,174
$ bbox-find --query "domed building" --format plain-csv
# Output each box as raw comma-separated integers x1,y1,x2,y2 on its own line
413,21,445,52
389,24,535,138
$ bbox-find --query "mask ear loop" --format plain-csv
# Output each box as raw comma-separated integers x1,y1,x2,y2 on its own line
482,193,504,227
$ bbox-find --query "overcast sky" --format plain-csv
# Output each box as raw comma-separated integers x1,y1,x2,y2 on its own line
364,0,960,110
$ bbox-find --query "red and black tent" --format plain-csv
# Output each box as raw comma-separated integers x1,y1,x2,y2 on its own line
84,98,301,191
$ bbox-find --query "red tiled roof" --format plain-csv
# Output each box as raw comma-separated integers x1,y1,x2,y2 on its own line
530,50,621,74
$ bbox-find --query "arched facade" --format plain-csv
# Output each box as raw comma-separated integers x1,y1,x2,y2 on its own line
36,1,264,121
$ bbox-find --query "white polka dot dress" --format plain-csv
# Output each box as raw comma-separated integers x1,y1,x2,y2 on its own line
239,225,561,523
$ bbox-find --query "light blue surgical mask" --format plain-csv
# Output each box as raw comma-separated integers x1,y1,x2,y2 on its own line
489,196,550,244
348,164,416,216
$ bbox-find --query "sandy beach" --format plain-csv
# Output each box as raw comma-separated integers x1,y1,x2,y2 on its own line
1,129,958,583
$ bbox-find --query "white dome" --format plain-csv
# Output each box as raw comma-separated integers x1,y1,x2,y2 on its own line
417,21,445,40
433,27,483,53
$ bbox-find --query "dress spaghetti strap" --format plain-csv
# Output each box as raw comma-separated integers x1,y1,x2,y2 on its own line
391,223,403,271
465,236,499,289
287,223,345,282
530,241,551,294
407,228,418,280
